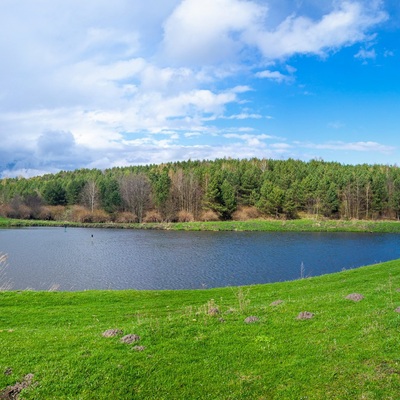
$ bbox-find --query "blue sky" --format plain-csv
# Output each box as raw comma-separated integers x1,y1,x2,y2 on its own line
0,0,399,177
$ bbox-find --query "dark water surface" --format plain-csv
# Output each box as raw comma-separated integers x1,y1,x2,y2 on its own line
0,227,399,290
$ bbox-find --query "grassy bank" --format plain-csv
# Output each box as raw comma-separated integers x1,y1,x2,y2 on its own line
2,260,400,399
1,216,400,233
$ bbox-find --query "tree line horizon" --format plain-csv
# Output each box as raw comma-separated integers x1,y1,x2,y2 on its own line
1,157,400,223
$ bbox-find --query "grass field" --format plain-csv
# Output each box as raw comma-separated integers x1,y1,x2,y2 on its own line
2,258,400,399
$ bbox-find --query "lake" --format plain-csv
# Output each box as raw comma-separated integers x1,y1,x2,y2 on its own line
0,227,399,291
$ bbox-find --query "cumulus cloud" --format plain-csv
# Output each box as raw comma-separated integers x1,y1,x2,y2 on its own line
223,133,278,146
37,131,76,157
162,0,266,64
162,0,387,64
246,1,387,59
0,0,393,177
255,69,292,83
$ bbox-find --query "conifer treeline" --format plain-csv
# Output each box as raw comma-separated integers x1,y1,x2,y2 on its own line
1,158,400,222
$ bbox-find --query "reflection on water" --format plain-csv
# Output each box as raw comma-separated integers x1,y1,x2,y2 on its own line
0,227,399,291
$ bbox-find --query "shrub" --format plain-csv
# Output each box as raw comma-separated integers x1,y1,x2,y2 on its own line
200,210,220,222
143,210,163,223
0,204,12,218
8,204,32,219
37,206,54,220
177,210,194,222
91,209,111,223
232,206,261,221
46,206,67,221
70,206,92,223
21,205,33,219
115,211,138,223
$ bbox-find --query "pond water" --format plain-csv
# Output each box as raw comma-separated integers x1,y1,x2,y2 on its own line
0,227,399,291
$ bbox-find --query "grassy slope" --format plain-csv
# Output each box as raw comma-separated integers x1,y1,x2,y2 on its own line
2,260,400,399
1,216,400,233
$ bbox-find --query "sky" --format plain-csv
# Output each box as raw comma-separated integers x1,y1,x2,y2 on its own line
0,0,399,178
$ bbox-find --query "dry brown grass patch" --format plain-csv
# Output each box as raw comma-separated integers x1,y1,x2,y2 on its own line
115,211,138,223
177,210,194,222
232,207,261,221
199,210,220,221
142,210,163,223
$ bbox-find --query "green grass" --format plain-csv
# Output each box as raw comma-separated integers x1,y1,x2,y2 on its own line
2,260,400,399
158,218,400,233
1,217,400,233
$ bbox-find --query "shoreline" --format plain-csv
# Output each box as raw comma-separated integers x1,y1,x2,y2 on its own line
1,217,400,233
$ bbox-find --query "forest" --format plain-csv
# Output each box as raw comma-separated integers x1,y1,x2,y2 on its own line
1,158,400,223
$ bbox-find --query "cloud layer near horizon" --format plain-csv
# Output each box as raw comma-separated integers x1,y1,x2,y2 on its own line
0,0,394,177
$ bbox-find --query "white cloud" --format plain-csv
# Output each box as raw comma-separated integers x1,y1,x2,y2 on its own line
270,143,292,150
0,1,394,177
354,48,377,60
231,85,253,93
255,69,292,82
184,132,201,138
224,133,278,146
162,0,266,64
162,1,387,65
247,1,387,59
223,113,263,120
296,141,395,153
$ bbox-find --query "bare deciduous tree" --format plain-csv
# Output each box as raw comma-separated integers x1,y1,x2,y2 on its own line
119,173,152,222
169,169,203,219
81,180,99,212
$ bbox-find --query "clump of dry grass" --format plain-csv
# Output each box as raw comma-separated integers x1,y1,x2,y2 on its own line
232,207,261,221
38,205,66,221
233,287,251,313
142,210,163,223
48,283,60,292
0,204,12,217
206,299,220,316
177,210,195,222
0,253,12,291
115,211,138,223
90,209,111,223
195,299,220,316
68,205,92,222
199,210,220,221
68,206,110,223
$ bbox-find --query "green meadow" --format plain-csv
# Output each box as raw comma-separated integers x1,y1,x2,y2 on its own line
1,257,400,399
